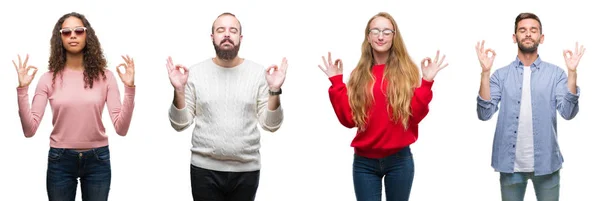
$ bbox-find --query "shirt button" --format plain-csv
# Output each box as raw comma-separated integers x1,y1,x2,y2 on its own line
518,101,520,104
516,116,519,119
514,131,517,133
513,145,515,148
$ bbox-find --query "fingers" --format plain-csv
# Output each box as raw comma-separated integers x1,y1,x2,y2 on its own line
563,50,573,59
280,57,288,72
477,40,486,53
328,52,333,66
321,55,328,69
28,66,38,77
23,54,30,69
122,55,134,68
18,54,22,69
12,60,18,72
438,54,446,66
116,63,126,76
434,50,440,63
484,49,496,59
440,63,449,69
265,65,277,75
175,64,189,74
577,42,586,56
421,57,431,68
335,59,343,71
318,65,327,73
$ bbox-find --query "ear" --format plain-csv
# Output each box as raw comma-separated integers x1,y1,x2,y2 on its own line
512,34,517,43
539,34,545,44
239,34,243,43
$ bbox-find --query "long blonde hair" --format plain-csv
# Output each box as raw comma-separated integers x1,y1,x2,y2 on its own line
347,12,420,131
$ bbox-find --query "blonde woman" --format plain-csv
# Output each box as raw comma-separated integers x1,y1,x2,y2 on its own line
318,12,448,201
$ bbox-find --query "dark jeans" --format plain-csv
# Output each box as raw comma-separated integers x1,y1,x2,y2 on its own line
190,164,260,201
353,146,415,201
46,146,111,201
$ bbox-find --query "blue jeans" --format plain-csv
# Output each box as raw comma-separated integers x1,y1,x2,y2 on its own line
46,146,111,201
500,170,560,201
353,146,414,201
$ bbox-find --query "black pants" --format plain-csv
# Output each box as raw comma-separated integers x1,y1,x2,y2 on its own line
190,164,260,201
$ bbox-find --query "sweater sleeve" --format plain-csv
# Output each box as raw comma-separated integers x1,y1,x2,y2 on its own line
410,78,434,125
169,77,196,132
17,73,50,138
257,72,283,132
328,75,356,128
105,71,136,136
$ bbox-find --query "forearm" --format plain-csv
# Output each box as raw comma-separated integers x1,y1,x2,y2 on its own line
17,86,46,137
113,87,136,136
173,88,186,109
479,71,491,100
267,90,281,111
567,70,577,94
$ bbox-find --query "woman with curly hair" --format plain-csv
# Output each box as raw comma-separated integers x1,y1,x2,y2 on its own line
13,12,135,201
318,12,448,201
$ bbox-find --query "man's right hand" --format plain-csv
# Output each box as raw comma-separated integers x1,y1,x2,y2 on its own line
475,40,496,74
166,56,189,92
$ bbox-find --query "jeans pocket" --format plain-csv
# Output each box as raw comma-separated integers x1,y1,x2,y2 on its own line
48,148,63,161
94,148,110,162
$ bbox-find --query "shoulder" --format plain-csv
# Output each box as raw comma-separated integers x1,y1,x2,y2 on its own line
539,61,564,72
187,58,215,71
491,63,513,79
102,69,117,79
241,59,264,70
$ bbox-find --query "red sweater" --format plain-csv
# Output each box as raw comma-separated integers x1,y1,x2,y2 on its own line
328,64,433,159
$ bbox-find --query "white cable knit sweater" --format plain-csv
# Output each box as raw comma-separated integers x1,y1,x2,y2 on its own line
169,58,283,172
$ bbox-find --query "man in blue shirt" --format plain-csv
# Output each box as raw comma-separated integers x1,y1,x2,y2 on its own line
475,12,585,201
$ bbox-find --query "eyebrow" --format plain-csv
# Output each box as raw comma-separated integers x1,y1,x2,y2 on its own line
215,26,238,30
518,26,539,30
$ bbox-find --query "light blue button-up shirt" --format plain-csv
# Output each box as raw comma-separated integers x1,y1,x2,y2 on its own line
476,56,580,176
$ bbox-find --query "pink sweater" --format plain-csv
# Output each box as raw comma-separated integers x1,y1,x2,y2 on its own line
17,68,135,149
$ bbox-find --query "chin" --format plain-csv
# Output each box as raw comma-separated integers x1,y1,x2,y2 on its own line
373,47,390,53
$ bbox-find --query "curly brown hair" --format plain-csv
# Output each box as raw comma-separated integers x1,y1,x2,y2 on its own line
49,12,107,88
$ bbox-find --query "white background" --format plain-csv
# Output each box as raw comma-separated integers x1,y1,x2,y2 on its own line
0,0,597,200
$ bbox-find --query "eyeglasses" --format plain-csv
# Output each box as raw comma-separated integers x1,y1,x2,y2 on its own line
59,27,87,37
369,28,395,37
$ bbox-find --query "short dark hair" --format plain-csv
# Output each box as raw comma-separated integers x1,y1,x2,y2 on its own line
211,12,242,34
514,12,542,34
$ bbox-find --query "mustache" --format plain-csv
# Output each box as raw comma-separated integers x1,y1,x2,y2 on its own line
220,39,234,45
521,38,534,42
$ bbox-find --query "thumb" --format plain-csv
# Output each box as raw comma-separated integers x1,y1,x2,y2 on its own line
265,65,277,75
28,66,38,77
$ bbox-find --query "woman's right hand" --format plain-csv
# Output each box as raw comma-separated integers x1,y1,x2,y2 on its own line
318,52,343,78
12,54,38,88
165,56,189,91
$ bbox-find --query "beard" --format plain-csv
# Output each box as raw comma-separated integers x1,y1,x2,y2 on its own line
213,39,241,61
517,38,539,53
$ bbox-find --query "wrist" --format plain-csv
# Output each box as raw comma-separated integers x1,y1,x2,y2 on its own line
269,87,280,92
269,88,282,96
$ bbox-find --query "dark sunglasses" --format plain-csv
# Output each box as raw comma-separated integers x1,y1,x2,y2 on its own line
59,27,87,37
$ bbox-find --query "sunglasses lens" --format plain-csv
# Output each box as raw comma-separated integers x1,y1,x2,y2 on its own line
74,28,85,35
60,30,72,36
